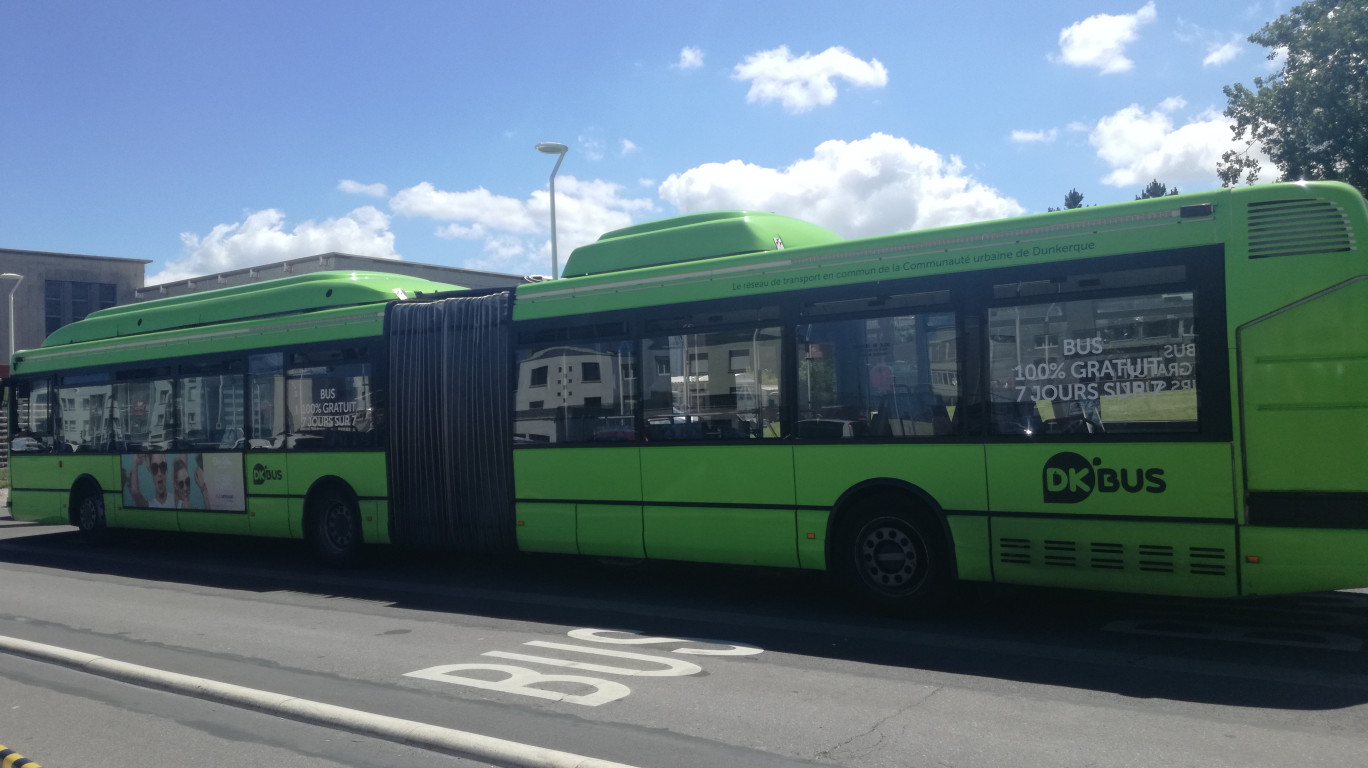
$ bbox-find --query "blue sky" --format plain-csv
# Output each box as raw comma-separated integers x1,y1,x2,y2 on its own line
2,1,1284,283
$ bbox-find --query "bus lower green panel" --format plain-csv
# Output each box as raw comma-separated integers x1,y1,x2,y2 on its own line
640,445,797,567
8,489,67,525
947,515,992,582
985,443,1235,519
796,509,827,570
514,447,643,502
793,445,989,511
1241,526,1368,594
248,497,292,538
116,508,180,532
178,510,250,535
577,504,644,558
643,505,797,567
516,502,578,554
514,447,643,555
365,500,389,544
991,517,1238,597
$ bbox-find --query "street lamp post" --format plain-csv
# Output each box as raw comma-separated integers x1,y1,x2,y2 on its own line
535,142,569,279
1,273,21,366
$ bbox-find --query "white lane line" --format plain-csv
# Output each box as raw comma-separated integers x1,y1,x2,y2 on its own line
0,634,638,768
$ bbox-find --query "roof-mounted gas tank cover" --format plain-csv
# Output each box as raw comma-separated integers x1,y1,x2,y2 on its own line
560,210,843,278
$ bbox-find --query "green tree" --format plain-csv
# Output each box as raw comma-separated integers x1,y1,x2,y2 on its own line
1136,179,1179,199
1218,0,1368,189
1048,188,1086,212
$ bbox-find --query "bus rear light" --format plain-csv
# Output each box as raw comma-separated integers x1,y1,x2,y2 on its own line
806,532,816,539
1246,555,1260,563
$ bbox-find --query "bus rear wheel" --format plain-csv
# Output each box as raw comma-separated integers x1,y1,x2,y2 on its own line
836,494,950,613
308,488,363,566
74,487,107,539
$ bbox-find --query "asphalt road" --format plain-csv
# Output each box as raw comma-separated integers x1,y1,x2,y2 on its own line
2,510,1367,767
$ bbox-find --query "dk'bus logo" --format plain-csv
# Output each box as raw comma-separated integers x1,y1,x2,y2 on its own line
1042,452,1166,503
252,463,283,485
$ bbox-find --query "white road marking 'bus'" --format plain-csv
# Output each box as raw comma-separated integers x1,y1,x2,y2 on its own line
403,628,764,706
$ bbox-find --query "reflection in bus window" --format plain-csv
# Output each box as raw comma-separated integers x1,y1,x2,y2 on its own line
11,380,53,453
249,353,286,449
796,312,959,439
641,327,782,441
514,340,638,443
58,384,113,451
178,374,246,450
987,292,1197,435
113,379,176,451
284,349,374,450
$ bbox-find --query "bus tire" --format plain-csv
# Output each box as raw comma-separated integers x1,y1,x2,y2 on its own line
73,484,107,540
307,487,363,567
835,493,950,613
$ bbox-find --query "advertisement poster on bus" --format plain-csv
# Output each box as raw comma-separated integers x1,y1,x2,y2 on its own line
121,452,246,512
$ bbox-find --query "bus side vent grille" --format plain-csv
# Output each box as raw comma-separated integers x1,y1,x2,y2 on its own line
1043,539,1076,567
1247,197,1356,259
1137,544,1175,573
1189,546,1228,576
1090,541,1125,570
999,537,1031,565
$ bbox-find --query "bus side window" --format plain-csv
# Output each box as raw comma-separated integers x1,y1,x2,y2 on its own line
283,348,375,450
179,374,246,450
796,311,959,440
10,379,53,453
642,326,782,442
514,340,640,444
249,353,286,449
57,382,113,452
986,290,1198,436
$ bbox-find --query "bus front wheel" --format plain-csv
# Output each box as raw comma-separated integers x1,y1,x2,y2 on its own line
308,488,363,566
836,494,950,613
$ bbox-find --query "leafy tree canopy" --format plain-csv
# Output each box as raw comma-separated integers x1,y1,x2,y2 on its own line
1219,0,1368,190
1136,179,1179,199
1048,188,1086,212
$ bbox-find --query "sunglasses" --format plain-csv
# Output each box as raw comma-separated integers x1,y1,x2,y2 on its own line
175,477,191,491
149,461,168,475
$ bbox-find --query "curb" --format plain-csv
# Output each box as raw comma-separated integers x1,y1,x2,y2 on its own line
0,635,638,768
0,744,42,767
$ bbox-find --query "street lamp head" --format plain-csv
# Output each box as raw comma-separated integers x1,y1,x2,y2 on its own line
0,273,21,280
535,142,569,155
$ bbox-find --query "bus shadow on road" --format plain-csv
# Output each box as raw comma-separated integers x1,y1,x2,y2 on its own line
3,524,1366,712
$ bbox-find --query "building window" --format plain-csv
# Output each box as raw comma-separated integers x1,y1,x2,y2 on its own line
45,280,117,336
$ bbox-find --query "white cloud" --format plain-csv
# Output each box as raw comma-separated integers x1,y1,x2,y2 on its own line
391,182,537,232
579,134,605,162
658,133,1023,237
338,179,387,197
676,46,704,69
1088,99,1269,188
1203,39,1242,66
621,139,641,156
1054,2,1157,74
152,206,398,284
733,45,888,113
390,178,655,276
1010,128,1059,144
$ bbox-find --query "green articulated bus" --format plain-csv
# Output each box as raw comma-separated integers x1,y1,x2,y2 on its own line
7,180,1368,611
